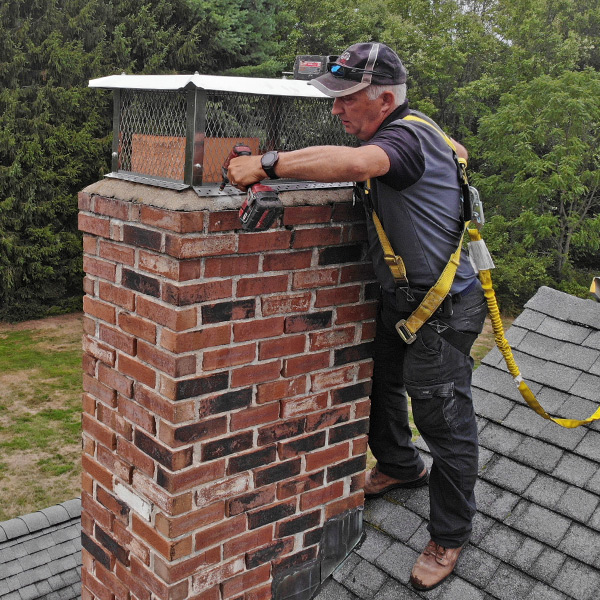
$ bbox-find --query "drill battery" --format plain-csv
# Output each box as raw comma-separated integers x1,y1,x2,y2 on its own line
239,184,283,231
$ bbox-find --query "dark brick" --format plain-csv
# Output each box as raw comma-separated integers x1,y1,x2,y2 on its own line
255,458,302,487
327,455,367,482
329,419,370,444
284,312,332,333
176,371,229,400
318,244,363,266
202,299,256,324
276,511,321,538
81,532,111,569
172,416,228,445
248,501,296,530
365,281,380,300
122,268,161,297
228,446,277,475
331,381,372,405
278,432,326,459
123,224,162,251
134,429,192,470
304,527,323,547
334,342,374,366
258,418,306,446
95,525,129,566
272,547,318,576
228,487,277,516
246,540,291,569
202,431,254,461
198,388,252,418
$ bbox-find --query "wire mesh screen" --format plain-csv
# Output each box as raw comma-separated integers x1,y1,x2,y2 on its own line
111,88,356,189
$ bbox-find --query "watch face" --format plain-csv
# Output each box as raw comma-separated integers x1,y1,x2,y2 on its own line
262,151,278,168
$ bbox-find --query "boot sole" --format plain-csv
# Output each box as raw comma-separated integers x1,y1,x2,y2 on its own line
364,471,429,499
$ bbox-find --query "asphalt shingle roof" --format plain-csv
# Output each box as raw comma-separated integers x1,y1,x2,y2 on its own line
0,499,81,600
316,286,600,600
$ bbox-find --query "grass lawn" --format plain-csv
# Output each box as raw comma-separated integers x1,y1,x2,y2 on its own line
0,312,512,520
0,314,83,521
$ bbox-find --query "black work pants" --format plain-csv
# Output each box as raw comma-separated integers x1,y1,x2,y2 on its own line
368,281,487,548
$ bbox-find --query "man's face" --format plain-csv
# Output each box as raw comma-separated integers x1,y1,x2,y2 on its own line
331,89,386,141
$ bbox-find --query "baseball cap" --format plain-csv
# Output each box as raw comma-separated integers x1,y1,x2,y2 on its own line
309,42,407,97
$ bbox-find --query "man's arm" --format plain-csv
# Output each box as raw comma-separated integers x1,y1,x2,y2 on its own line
227,144,390,190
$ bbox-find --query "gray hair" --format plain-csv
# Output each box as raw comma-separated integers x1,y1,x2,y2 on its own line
366,83,406,105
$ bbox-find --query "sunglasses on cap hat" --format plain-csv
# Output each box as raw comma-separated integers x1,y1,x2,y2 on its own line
328,64,393,81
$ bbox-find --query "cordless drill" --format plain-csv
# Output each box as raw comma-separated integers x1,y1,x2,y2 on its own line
220,143,283,231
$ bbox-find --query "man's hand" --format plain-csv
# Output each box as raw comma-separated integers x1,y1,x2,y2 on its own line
227,155,265,191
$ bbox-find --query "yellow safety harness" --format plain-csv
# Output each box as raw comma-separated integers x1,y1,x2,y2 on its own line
371,114,600,428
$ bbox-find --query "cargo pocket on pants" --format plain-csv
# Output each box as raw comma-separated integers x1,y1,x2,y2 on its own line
407,381,458,434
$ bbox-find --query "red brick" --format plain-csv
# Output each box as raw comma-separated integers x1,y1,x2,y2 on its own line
354,398,371,419
140,205,204,233
98,240,136,266
336,302,377,325
96,486,130,523
98,281,136,310
208,210,239,232
238,230,292,253
83,335,116,366
118,312,157,343
283,351,329,377
361,319,377,341
292,268,338,290
79,213,111,238
82,454,114,490
83,373,117,406
258,335,306,360
324,491,364,520
331,201,364,222
195,473,251,507
137,296,197,331
163,279,232,306
156,460,226,493
82,413,117,450
300,481,344,510
117,396,156,433
82,275,95,296
97,403,133,440
292,227,342,248
154,547,221,584
79,191,93,211
237,275,288,297
132,514,192,561
115,562,152,600
305,442,350,473
137,340,196,377
134,385,195,424
96,195,130,220
117,437,155,477
340,263,376,283
262,250,312,272
97,443,133,483
119,354,156,388
81,569,113,600
195,514,246,551
278,433,326,460
353,434,369,456
221,564,271,599
223,525,273,558
156,502,225,538
280,393,328,418
98,363,134,398
81,491,113,530
226,486,277,517
244,583,272,600
130,555,189,599
132,471,193,516
83,234,97,255
309,327,355,351
204,255,260,278
230,403,280,431
283,205,333,225
99,323,137,356
159,416,228,447
95,562,130,600
310,365,355,392
83,296,116,324
256,377,307,404
135,429,192,471
83,256,117,282
233,317,284,342
82,393,96,416
191,558,245,595
113,518,150,565
203,343,256,371
305,406,351,431
165,233,237,259
314,284,361,308
231,360,281,387
161,324,231,353
261,293,311,317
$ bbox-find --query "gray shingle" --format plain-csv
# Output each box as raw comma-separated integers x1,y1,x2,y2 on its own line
474,480,520,521
0,518,29,540
557,523,600,566
505,501,571,547
552,452,597,487
374,541,418,583
522,473,568,510
513,307,547,331
20,511,50,534
574,430,600,463
510,437,564,473
537,417,587,450
315,578,359,600
484,563,536,600
554,486,599,523
529,546,566,585
568,372,600,401
479,345,504,368
354,525,394,563
441,576,487,600
373,578,421,600
61,499,82,519
39,505,71,527
518,332,599,370
478,422,525,456
454,545,500,588
553,557,600,600
535,316,590,345
481,455,537,494
510,536,545,571
501,405,547,437
584,329,600,349
473,389,514,422
337,557,389,599
526,582,568,600
478,524,523,562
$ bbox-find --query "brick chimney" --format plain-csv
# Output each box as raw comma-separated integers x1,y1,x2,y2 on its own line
79,179,376,600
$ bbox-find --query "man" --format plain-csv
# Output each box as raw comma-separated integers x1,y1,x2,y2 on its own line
228,42,487,591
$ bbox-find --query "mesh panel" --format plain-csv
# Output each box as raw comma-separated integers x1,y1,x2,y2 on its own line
114,89,356,187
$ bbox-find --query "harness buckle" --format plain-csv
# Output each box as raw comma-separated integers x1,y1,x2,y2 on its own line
396,320,417,344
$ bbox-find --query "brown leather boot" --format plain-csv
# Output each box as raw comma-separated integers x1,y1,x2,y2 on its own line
410,539,463,590
364,464,428,499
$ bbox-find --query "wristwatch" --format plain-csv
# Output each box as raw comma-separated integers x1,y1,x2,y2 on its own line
261,151,280,180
